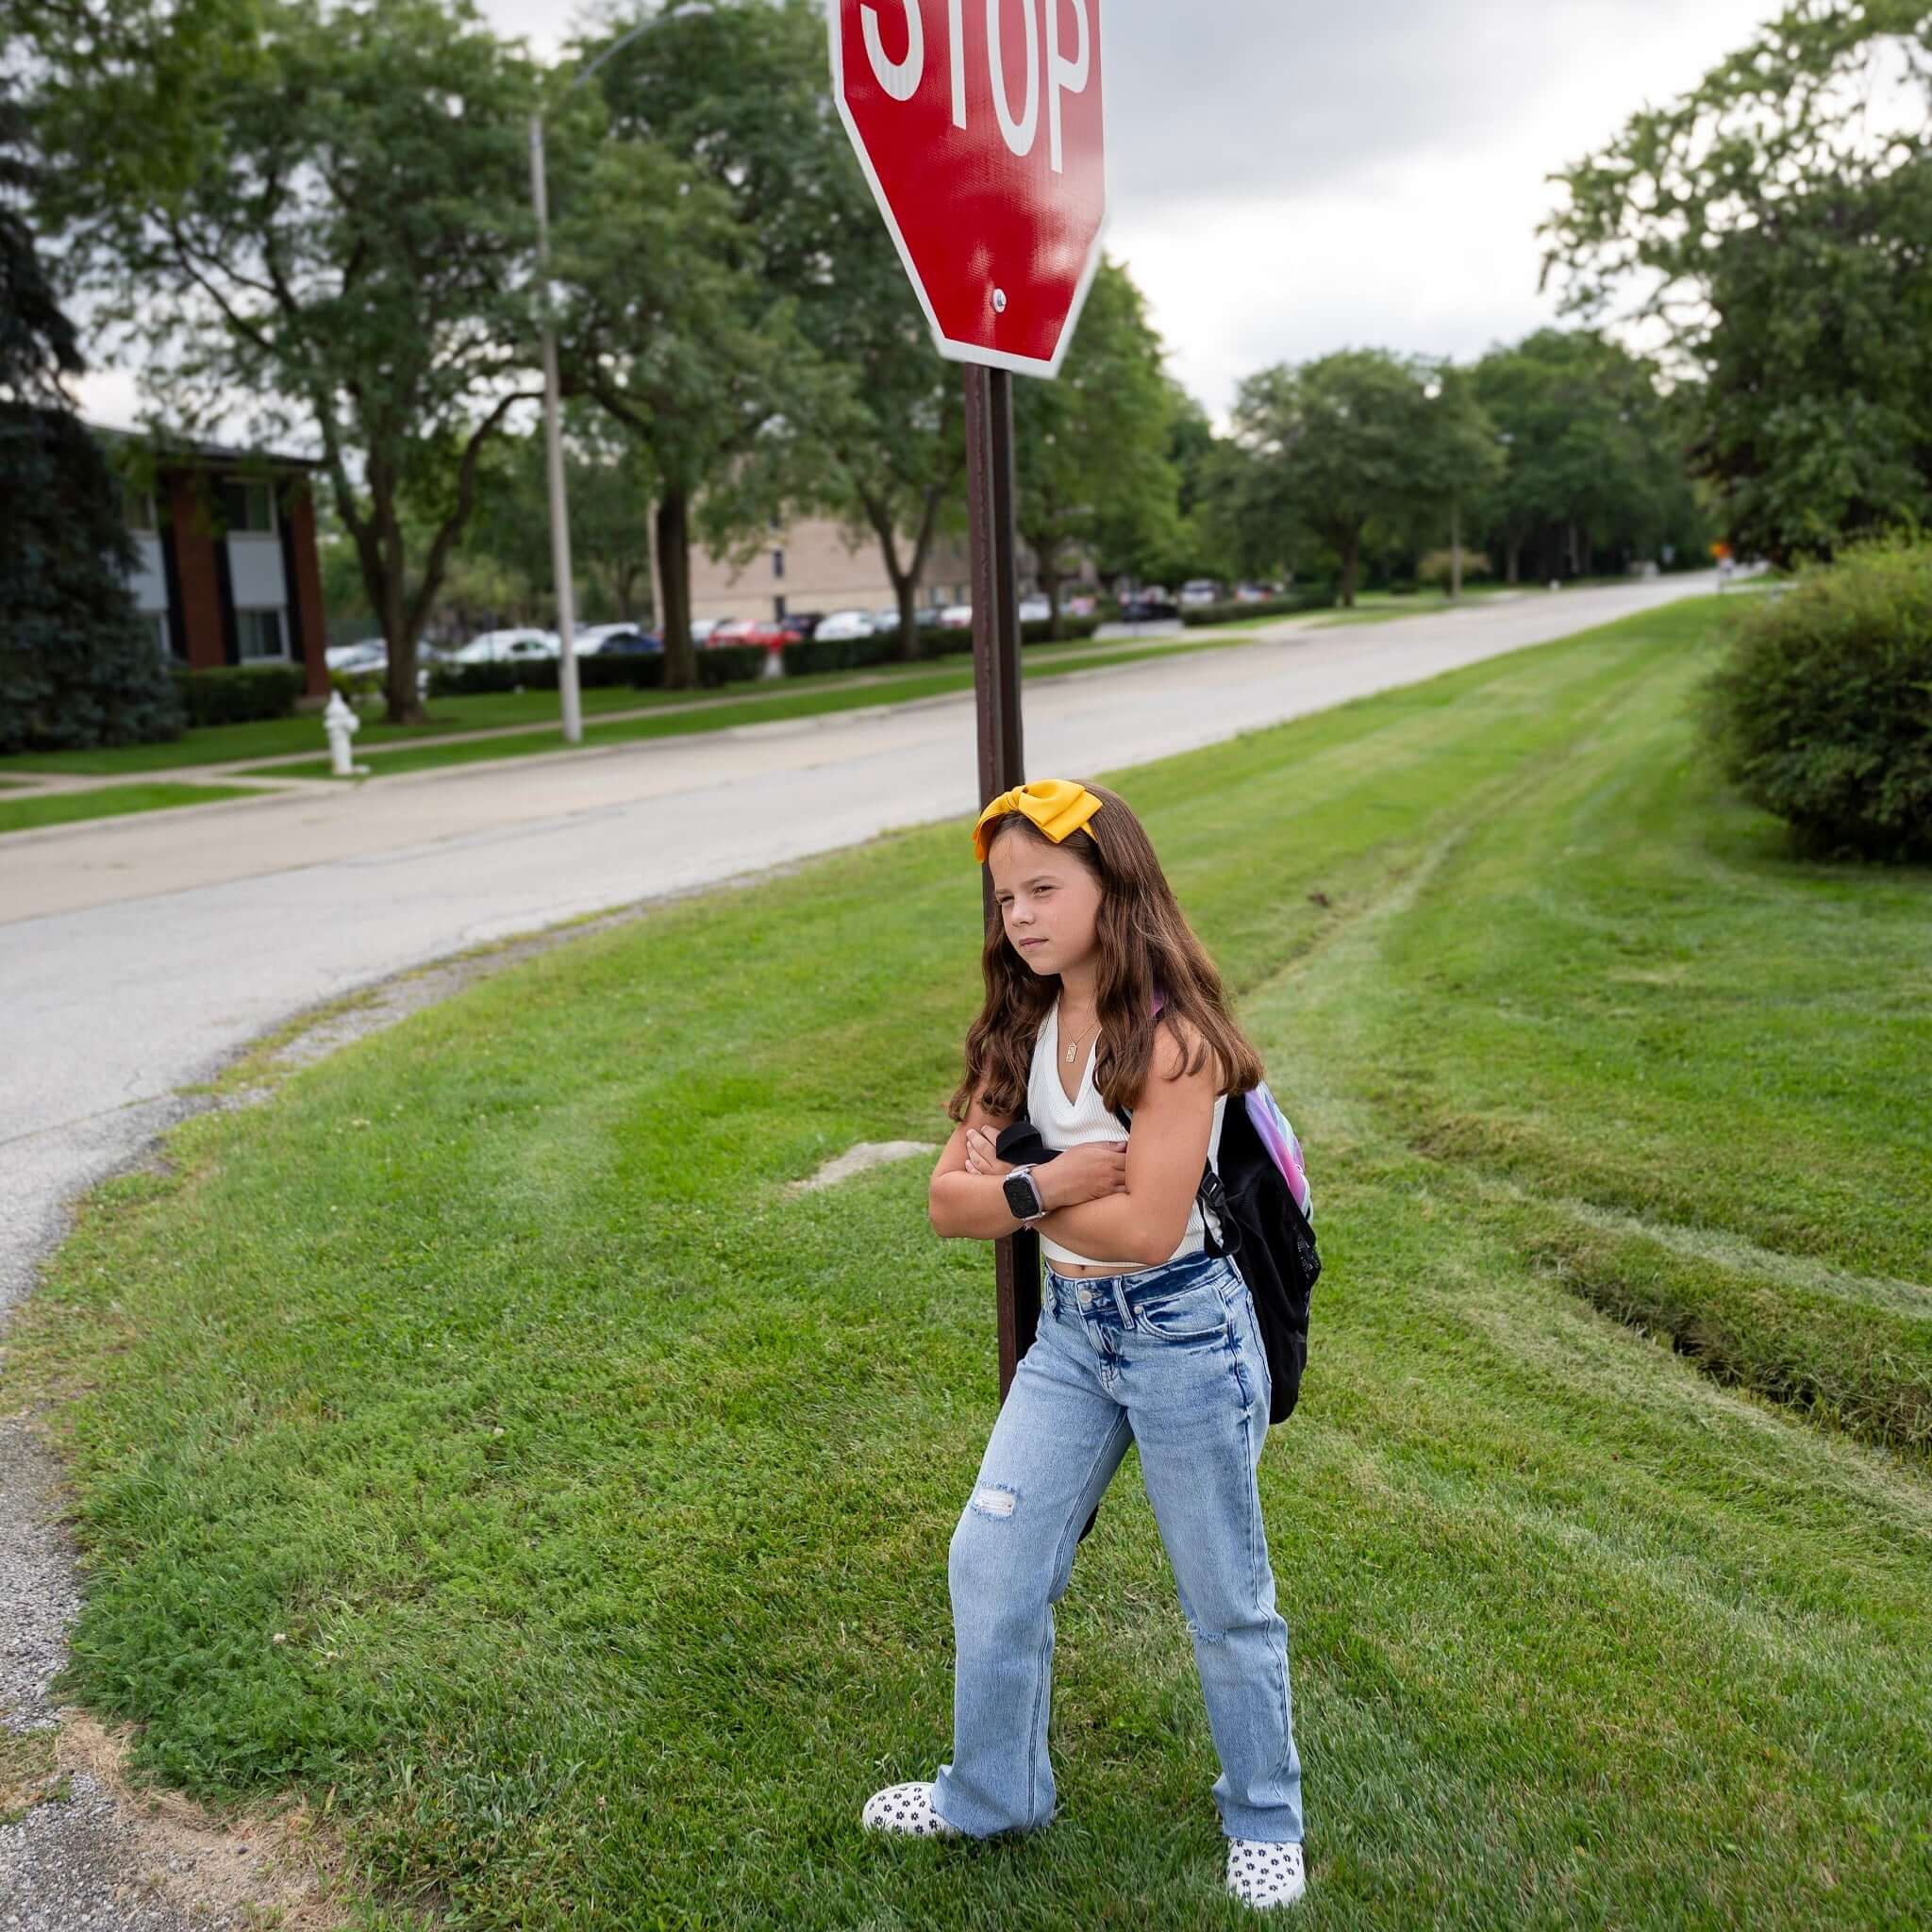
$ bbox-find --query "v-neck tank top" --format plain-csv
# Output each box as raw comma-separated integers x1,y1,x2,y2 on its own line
1026,996,1228,1274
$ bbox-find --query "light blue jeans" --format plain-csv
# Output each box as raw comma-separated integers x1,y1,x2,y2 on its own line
930,1247,1304,1843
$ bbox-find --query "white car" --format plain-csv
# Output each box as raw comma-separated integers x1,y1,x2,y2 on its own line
811,609,876,643
691,617,735,644
325,640,388,675
938,604,974,630
1178,580,1223,607
1018,594,1052,624
451,627,559,665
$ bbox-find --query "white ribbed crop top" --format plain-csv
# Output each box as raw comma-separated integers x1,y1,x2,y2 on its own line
1026,996,1227,1274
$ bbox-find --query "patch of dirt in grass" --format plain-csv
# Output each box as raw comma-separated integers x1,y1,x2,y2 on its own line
0,1710,351,1930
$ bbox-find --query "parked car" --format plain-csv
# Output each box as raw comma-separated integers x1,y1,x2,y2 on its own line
1064,592,1098,617
451,627,559,665
1118,593,1180,623
938,604,974,629
590,627,663,655
691,616,735,644
1018,594,1052,624
325,639,389,675
811,609,876,643
573,621,657,655
705,618,763,646
1178,579,1223,607
784,610,829,639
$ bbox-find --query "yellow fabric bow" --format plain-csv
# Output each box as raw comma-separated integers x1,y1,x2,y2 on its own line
973,779,1104,864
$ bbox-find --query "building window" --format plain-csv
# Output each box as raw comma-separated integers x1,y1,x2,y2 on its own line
237,608,287,660
125,484,158,532
219,479,276,534
771,547,785,580
774,595,787,620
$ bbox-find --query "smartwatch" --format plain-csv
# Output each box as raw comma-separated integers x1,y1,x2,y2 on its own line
1002,1164,1047,1224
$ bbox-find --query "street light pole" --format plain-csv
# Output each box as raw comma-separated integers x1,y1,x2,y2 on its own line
529,110,583,745
528,5,712,748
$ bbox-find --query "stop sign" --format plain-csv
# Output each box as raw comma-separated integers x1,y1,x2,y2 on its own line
831,1,1106,378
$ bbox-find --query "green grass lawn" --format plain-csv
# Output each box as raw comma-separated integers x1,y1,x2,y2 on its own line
0,629,1279,784
0,780,271,835
8,595,1927,1930
237,632,1307,782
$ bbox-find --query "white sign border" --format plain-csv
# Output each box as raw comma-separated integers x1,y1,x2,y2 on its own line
828,0,1109,382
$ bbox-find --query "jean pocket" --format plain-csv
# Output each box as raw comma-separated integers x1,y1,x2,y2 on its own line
1133,1282,1230,1342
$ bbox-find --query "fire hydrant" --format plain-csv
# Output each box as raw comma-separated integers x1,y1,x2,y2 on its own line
323,690,369,777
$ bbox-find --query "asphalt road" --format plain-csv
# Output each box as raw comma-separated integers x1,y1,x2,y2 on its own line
0,574,1719,1928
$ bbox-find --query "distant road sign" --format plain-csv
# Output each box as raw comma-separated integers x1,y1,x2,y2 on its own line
831,0,1107,378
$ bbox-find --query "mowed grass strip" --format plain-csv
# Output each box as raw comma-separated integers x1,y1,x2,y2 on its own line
0,780,272,834
238,631,1308,783
0,625,1274,783
8,597,1929,1930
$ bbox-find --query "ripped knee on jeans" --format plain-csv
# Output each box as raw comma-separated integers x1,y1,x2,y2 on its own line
969,1482,1018,1520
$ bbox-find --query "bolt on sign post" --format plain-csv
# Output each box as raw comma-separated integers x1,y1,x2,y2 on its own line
832,0,1107,1396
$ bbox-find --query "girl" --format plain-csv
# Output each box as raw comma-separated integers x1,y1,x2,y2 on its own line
861,778,1307,1912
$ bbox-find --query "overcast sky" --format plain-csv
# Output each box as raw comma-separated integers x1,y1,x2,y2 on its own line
486,0,1779,418
78,0,1781,431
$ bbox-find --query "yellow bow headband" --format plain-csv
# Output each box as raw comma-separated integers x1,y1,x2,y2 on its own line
973,779,1104,864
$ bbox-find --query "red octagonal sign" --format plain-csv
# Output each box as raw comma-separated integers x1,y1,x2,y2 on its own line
831,0,1107,379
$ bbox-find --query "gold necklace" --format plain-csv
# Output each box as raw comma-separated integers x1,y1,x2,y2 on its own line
1060,1003,1098,1067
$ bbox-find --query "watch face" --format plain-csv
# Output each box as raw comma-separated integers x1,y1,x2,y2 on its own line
1004,1172,1039,1219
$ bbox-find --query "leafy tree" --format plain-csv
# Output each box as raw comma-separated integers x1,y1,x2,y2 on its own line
1228,350,1444,607
1414,361,1506,598
550,110,791,691
583,0,960,665
1541,0,1932,563
38,0,547,724
0,77,181,752
1013,258,1178,630
1472,330,1705,581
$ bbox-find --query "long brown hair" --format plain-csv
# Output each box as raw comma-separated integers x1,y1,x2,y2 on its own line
948,782,1264,1124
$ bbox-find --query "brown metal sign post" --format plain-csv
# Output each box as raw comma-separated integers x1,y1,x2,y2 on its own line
963,363,1039,1396
829,1,1109,1402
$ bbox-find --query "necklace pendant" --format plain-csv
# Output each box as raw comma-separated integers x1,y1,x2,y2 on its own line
1065,1043,1076,1065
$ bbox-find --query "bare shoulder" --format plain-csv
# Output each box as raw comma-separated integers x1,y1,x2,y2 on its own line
1152,1012,1224,1092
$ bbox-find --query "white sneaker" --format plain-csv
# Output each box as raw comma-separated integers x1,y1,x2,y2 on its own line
860,1780,964,1839
1226,1837,1307,1909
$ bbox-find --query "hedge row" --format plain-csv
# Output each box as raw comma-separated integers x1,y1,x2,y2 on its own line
1180,589,1337,628
426,617,1108,698
170,662,307,726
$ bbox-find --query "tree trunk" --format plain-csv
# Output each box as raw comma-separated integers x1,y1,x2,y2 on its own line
1449,497,1463,601
656,491,695,691
368,498,424,726
894,575,919,662
1039,558,1063,641
1339,530,1361,608
1568,522,1582,577
1506,532,1521,586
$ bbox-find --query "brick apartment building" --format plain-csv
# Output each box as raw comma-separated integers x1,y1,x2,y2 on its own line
106,431,331,704
684,515,1101,625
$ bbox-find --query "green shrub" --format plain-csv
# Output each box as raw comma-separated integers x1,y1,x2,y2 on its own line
428,655,667,698
912,615,1103,660
779,632,900,677
1702,541,1932,860
170,662,305,726
1180,589,1336,628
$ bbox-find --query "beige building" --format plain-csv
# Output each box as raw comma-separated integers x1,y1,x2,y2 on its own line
687,515,974,625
